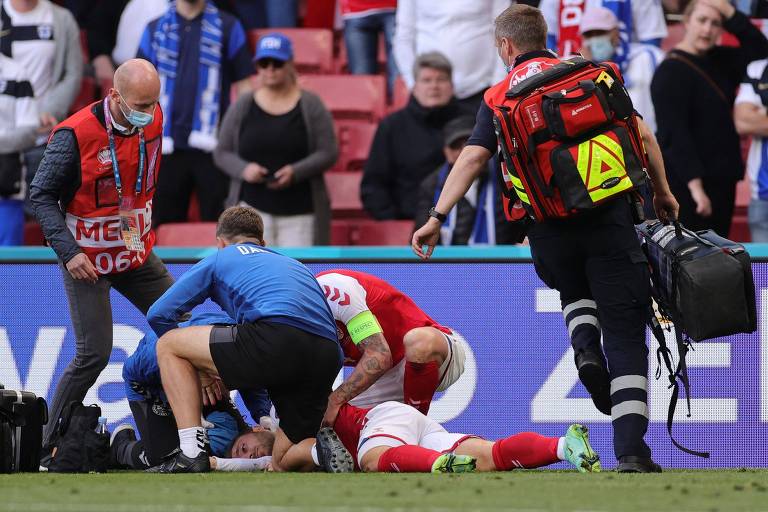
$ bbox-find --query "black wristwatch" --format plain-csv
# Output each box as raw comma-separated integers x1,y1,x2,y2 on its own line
428,207,447,223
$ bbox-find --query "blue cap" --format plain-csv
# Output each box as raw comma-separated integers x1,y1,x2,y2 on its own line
254,33,293,62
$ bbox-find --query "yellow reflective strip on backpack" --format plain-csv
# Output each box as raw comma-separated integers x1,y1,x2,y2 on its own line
576,133,633,203
507,173,530,204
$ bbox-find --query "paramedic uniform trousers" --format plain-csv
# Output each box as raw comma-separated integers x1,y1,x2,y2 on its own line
528,197,652,459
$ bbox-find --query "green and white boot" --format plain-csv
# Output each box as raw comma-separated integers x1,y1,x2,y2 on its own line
431,453,477,473
563,424,601,473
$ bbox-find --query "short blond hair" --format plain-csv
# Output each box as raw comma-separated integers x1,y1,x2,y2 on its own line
494,4,548,53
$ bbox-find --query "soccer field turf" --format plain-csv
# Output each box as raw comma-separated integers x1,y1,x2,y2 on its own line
1,470,767,512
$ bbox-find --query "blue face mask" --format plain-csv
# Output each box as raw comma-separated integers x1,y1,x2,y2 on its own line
586,35,615,63
117,91,154,128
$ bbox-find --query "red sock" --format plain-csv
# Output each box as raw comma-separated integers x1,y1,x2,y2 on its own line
403,361,439,414
376,445,442,472
491,432,560,470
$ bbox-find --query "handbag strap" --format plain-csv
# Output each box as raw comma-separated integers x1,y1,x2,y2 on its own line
667,51,729,104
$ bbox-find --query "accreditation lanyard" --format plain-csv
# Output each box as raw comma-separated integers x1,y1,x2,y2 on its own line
103,96,146,252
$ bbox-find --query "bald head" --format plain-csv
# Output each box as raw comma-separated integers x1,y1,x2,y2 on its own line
110,59,160,127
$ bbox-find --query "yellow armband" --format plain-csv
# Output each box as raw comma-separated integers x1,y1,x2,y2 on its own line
347,310,383,345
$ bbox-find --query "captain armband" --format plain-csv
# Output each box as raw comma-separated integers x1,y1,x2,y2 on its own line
346,310,383,345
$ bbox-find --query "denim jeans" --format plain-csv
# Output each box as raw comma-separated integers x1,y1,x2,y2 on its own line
233,0,297,29
343,11,398,97
749,198,768,242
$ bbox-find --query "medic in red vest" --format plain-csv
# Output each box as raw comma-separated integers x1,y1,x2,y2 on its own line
53,72,164,274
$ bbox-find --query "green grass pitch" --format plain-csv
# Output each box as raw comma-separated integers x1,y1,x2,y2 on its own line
1,470,767,512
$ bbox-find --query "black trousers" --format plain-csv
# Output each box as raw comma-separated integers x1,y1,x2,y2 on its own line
528,197,652,460
669,176,737,237
152,149,230,226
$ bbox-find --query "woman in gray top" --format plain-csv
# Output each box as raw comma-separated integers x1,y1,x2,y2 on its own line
214,32,338,246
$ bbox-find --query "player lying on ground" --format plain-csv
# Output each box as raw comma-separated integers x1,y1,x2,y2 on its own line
113,309,274,471
230,401,601,473
317,270,468,424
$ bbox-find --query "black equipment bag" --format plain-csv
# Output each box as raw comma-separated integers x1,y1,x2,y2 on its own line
48,402,109,473
637,220,757,458
637,220,756,341
0,384,48,473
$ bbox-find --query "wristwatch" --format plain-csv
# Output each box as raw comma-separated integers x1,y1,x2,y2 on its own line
428,207,447,223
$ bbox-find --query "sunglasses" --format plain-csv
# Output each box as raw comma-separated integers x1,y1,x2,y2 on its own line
256,58,286,69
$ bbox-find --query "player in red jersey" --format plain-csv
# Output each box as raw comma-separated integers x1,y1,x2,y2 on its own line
316,270,468,425
229,401,601,474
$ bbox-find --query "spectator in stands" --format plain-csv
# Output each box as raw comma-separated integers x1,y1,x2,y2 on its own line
1,0,82,214
112,0,169,68
340,0,398,98
79,0,128,83
579,7,663,132
392,0,510,110
541,0,668,57
735,59,768,241
230,0,297,30
651,0,768,236
414,116,526,245
138,0,253,226
361,52,463,220
0,55,38,245
214,33,338,246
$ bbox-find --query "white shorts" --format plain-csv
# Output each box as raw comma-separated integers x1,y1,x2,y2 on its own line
349,329,468,408
356,401,474,466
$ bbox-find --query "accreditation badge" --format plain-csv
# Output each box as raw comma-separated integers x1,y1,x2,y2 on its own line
119,195,145,252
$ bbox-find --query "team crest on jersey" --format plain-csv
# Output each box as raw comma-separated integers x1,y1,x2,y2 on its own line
37,25,53,40
97,147,112,167
508,61,554,88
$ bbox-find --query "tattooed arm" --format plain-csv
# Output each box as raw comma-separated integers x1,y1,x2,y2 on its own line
322,333,392,427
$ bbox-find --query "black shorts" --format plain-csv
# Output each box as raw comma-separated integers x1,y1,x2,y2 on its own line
209,321,342,444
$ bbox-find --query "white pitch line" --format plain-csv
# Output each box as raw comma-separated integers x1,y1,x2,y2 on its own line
0,504,557,512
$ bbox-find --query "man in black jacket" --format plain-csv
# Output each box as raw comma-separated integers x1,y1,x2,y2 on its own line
361,51,466,220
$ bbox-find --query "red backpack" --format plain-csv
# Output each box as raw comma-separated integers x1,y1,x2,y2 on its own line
489,57,648,222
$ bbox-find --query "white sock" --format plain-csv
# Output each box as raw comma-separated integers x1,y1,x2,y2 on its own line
178,427,207,458
556,437,566,460
310,443,320,466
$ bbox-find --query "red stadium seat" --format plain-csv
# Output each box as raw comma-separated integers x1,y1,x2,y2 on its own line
330,219,353,245
334,121,377,172
661,23,685,52
730,180,752,242
300,74,386,122
348,219,414,245
71,76,97,113
23,222,44,246
390,76,409,113
155,222,217,246
325,171,366,217
248,28,334,74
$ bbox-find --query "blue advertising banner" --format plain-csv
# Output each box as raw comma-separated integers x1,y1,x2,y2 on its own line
1,259,766,469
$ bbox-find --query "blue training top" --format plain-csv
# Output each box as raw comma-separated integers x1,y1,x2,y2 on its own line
147,243,338,342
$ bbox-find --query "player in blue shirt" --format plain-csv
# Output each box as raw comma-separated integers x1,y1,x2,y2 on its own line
146,206,344,473
112,309,272,470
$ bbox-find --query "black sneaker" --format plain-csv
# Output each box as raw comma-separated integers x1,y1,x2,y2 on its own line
617,456,663,473
145,448,210,473
109,424,136,469
576,350,612,416
315,427,354,473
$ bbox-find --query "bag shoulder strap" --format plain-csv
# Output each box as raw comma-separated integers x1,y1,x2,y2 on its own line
667,51,729,104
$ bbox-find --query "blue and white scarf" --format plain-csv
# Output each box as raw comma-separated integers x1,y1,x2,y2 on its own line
152,1,223,154
601,0,633,79
434,162,497,246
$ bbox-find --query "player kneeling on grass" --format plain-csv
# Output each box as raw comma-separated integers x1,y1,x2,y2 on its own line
112,309,274,471
317,270,468,425
145,206,345,473
232,401,601,474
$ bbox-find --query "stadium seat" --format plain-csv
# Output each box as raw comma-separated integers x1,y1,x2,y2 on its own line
330,219,353,245
325,171,366,217
390,76,409,113
300,74,386,122
71,76,97,113
348,219,414,245
155,222,217,246
661,23,685,52
730,180,752,242
334,121,377,172
248,28,334,74
23,222,44,246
